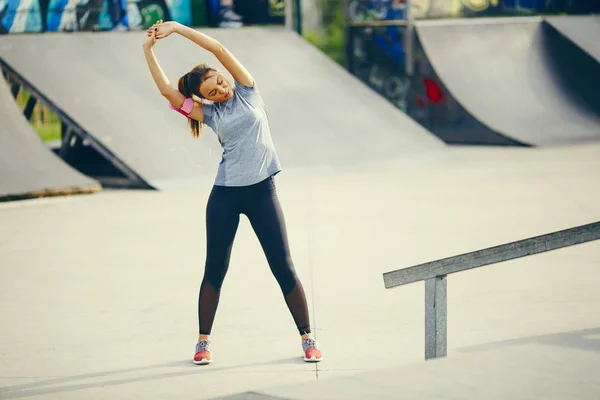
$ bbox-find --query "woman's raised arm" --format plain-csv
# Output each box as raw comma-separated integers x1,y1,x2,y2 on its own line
150,20,254,87
143,30,185,104
142,29,204,122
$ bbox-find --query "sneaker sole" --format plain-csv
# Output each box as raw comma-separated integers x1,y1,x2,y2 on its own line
303,356,323,362
193,358,213,365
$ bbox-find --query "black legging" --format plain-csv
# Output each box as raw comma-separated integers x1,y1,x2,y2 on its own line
198,175,311,335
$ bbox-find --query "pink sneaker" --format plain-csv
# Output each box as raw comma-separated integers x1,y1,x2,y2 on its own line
193,339,212,365
302,337,323,362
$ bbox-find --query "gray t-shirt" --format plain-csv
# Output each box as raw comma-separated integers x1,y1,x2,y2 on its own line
201,80,281,187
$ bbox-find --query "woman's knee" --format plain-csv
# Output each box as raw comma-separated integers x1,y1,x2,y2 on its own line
273,264,298,295
203,262,228,290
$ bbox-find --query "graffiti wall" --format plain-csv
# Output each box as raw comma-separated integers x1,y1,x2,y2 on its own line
346,0,408,22
348,25,410,110
0,0,190,33
346,0,600,22
0,0,285,33
205,0,284,26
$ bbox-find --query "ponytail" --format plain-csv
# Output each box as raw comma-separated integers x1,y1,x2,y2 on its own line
177,64,217,139
177,74,201,138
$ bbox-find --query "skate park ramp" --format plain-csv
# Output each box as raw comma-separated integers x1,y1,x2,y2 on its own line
545,15,600,63
416,17,600,147
0,78,100,201
0,28,444,190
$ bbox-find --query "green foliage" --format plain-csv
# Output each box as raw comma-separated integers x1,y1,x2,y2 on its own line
15,88,61,142
35,122,62,142
302,0,346,66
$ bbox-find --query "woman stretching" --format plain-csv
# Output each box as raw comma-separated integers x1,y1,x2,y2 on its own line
142,20,323,365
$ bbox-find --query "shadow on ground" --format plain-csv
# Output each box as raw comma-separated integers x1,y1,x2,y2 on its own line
0,357,306,399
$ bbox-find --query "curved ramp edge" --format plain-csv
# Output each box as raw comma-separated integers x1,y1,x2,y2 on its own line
415,18,600,147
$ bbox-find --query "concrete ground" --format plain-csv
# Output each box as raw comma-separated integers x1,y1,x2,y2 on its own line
1,144,599,399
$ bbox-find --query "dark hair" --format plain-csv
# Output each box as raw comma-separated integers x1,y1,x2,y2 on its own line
177,64,216,138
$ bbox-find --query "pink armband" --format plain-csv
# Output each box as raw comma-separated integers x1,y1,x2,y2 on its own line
169,98,194,118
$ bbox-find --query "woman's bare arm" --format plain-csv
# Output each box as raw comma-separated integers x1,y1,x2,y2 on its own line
175,24,254,87
143,30,204,121
152,20,254,87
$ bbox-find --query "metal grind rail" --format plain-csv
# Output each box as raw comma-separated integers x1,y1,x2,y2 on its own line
383,221,600,359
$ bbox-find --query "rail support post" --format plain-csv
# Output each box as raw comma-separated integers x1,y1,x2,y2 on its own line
425,275,447,359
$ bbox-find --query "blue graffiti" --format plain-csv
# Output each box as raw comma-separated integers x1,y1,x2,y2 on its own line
0,0,190,33
45,0,128,32
372,27,405,67
1,0,42,32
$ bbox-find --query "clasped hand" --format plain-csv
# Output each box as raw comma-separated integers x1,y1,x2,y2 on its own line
142,20,177,50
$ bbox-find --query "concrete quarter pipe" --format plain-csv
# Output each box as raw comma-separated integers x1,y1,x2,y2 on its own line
0,28,444,190
545,15,600,63
416,17,600,147
0,78,100,201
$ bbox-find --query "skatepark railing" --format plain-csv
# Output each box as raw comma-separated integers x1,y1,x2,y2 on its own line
382,221,600,360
